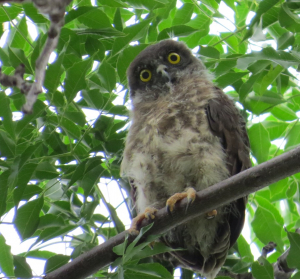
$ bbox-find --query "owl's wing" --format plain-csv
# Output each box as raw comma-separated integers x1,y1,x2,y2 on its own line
205,86,251,247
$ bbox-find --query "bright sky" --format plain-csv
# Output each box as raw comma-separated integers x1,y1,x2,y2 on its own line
0,1,274,278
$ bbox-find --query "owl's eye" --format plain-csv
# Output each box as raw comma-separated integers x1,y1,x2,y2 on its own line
168,52,181,64
140,69,152,82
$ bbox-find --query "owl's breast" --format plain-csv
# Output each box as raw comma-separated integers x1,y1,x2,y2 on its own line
123,106,227,205
121,76,230,212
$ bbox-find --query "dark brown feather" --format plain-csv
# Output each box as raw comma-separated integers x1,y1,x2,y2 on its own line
205,87,251,248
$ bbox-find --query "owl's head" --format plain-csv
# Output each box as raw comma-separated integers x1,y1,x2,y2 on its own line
127,40,206,104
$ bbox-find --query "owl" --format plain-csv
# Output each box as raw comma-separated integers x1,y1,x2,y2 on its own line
121,40,251,278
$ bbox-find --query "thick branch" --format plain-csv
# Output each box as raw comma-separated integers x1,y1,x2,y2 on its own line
44,145,300,279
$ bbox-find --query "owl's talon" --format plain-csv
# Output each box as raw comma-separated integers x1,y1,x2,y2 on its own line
166,204,172,215
128,207,157,235
166,187,197,213
206,209,217,219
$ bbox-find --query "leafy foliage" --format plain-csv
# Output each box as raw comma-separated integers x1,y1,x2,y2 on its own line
0,0,299,278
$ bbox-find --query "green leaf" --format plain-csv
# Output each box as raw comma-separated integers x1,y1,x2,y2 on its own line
31,33,47,68
214,58,237,77
14,197,44,240
237,47,300,70
16,185,42,202
97,61,116,92
286,179,298,199
285,123,300,151
252,206,284,251
199,45,220,59
262,121,288,141
0,234,14,276
158,25,199,40
248,123,270,164
13,256,33,278
252,257,274,279
19,250,56,260
37,225,77,244
9,16,28,49
244,0,281,41
237,235,254,262
44,44,66,93
13,162,39,204
44,255,70,273
279,3,300,33
271,104,297,121
259,65,283,95
173,3,194,25
125,263,173,279
114,8,123,31
35,162,59,180
98,0,128,8
122,0,168,10
77,8,111,29
81,165,103,197
23,3,48,23
277,32,295,50
65,58,92,103
0,171,10,216
0,6,22,22
245,91,284,115
8,47,33,75
131,242,182,261
287,231,300,269
269,178,289,202
60,116,82,139
0,130,16,158
215,72,248,88
38,214,65,229
124,223,155,261
0,92,14,139
255,196,284,226
44,180,64,201
85,37,105,61
112,18,152,55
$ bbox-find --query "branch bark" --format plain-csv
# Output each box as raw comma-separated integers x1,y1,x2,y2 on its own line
44,145,300,279
218,228,300,279
0,0,72,113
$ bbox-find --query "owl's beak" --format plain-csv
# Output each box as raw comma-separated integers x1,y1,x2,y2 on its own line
156,64,170,80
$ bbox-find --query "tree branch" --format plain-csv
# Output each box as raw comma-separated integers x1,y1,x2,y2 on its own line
0,0,72,113
44,146,300,279
219,228,300,279
273,228,300,279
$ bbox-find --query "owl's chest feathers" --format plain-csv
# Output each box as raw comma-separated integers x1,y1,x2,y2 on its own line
122,78,229,211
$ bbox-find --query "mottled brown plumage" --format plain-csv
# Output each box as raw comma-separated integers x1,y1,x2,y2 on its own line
121,40,251,278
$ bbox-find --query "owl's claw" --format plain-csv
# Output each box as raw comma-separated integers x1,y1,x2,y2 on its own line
166,187,196,213
206,209,218,219
166,188,218,218
128,207,158,235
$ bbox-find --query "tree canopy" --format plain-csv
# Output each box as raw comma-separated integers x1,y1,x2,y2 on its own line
0,0,299,278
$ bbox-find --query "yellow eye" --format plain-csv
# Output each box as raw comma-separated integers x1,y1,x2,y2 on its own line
168,52,180,64
140,69,152,82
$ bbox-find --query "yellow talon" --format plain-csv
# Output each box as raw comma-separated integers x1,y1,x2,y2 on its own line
206,209,218,219
166,187,197,213
128,207,157,235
